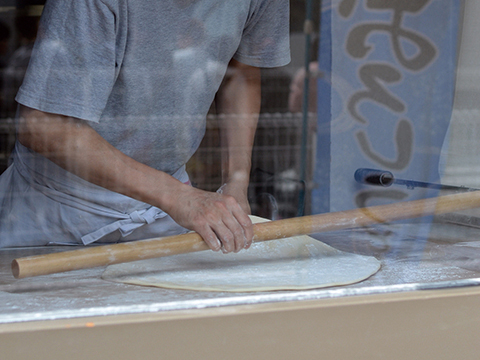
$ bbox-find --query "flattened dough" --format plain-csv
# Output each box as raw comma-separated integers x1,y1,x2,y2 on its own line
102,216,381,292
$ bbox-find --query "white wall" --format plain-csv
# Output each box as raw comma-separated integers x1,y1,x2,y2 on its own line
442,1,480,187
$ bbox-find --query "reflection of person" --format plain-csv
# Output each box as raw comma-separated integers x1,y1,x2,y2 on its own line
288,37,320,114
288,61,319,113
0,1,290,251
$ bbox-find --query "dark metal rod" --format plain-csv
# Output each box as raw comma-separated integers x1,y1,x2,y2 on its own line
354,168,478,192
298,0,315,217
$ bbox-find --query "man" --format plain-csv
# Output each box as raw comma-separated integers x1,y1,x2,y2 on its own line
0,0,290,252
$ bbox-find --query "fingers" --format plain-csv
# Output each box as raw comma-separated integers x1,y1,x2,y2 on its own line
196,196,253,253
230,203,253,250
222,196,253,252
198,227,222,252
216,213,248,253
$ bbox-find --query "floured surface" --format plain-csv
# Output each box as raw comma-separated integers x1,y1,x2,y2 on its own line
102,216,381,292
2,221,480,324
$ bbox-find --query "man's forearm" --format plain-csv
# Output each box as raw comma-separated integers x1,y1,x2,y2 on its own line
216,59,261,188
17,105,186,212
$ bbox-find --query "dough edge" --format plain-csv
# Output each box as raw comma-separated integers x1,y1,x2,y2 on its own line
102,216,381,292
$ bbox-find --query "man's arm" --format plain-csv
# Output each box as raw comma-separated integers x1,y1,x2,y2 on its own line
215,59,261,216
17,105,253,253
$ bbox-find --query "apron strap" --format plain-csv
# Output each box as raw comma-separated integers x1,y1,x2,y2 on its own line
81,206,167,245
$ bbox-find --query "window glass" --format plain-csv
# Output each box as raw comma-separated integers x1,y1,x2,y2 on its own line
0,0,478,326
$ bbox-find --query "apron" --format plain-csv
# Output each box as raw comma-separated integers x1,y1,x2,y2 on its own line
0,141,189,248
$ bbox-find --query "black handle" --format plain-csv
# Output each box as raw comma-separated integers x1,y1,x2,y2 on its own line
354,168,395,187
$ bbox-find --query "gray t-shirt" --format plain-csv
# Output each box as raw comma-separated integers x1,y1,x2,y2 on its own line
16,0,290,174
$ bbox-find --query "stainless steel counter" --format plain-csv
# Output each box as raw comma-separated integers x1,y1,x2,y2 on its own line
1,220,480,324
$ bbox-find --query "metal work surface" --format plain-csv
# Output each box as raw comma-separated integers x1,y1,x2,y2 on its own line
1,220,480,324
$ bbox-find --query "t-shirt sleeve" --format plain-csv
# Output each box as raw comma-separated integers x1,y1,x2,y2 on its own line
15,0,120,122
234,0,291,68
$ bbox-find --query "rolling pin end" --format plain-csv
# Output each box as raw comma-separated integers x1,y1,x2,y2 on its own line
11,259,21,279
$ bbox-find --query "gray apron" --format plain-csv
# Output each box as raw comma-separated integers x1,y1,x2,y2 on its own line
0,141,188,248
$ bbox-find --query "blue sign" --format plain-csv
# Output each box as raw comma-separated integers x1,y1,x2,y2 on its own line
313,0,462,217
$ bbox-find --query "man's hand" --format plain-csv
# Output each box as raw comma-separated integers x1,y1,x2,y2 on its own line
166,185,253,253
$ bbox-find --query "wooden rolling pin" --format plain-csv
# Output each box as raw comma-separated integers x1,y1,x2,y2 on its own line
12,190,480,279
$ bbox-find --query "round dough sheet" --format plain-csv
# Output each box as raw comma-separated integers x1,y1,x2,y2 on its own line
102,216,381,292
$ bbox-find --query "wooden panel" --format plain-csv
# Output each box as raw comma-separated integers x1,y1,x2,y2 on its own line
1,286,480,360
